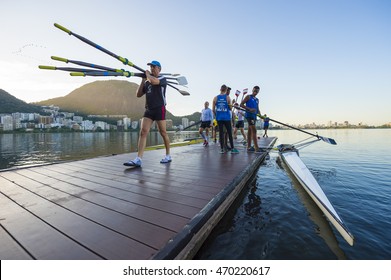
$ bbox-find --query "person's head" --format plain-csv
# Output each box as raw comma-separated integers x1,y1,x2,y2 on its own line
204,101,209,108
226,87,231,95
147,60,161,76
252,86,260,95
220,84,227,93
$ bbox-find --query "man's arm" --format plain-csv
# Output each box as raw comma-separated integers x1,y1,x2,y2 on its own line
145,70,160,85
212,96,217,115
240,95,249,110
136,78,146,97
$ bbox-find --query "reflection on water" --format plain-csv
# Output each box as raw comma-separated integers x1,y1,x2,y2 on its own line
0,131,198,170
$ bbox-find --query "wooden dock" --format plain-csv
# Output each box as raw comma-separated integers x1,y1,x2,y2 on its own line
0,137,276,260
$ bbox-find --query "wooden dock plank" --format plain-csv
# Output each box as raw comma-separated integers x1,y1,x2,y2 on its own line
18,167,201,219
0,179,102,260
0,172,177,250
62,160,223,194
3,169,189,232
38,164,210,208
0,137,277,259
0,223,33,260
0,175,158,259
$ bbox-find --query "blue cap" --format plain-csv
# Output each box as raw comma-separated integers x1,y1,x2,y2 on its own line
147,60,161,68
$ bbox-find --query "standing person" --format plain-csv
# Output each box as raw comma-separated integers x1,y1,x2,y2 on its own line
124,60,171,167
233,102,247,143
213,84,239,154
263,115,270,137
240,86,261,153
199,101,214,146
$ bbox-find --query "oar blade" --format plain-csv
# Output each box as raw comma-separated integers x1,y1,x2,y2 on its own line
176,76,188,86
319,136,337,145
178,89,190,96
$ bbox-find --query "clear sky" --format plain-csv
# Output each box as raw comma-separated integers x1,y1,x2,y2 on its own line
1,0,390,126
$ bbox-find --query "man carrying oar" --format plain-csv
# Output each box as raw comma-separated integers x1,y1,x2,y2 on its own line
124,60,171,167
240,86,262,153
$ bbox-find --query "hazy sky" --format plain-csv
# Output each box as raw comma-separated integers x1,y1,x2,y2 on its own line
1,0,390,125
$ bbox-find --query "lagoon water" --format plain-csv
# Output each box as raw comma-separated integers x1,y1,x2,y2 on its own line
196,129,391,260
1,129,390,259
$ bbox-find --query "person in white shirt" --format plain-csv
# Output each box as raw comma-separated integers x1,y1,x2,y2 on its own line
199,101,214,146
233,102,247,143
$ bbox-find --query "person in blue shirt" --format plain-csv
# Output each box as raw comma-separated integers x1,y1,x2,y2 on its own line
240,86,262,153
199,101,214,146
212,84,239,154
263,115,270,137
124,60,171,167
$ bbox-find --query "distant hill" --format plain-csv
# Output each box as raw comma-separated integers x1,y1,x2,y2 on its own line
0,89,44,114
35,80,147,119
35,80,201,124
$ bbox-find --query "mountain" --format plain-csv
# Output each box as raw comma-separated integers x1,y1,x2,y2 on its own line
35,80,201,123
0,89,44,114
35,80,147,119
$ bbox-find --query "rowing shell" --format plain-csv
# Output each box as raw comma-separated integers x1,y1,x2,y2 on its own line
278,144,354,246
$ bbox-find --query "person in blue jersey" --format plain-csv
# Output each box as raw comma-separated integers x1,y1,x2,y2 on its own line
124,60,171,167
240,86,261,153
212,84,239,154
199,101,214,146
263,115,270,137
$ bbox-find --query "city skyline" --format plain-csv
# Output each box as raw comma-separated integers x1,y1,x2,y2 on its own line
1,0,390,126
2,105,387,133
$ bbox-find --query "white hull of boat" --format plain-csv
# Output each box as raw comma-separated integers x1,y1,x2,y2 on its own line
280,150,354,246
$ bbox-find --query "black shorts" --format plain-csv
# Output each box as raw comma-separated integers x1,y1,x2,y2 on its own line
235,120,244,128
246,117,257,126
200,121,211,129
144,106,166,121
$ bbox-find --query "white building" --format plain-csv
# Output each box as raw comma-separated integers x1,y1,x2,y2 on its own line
73,116,83,123
182,118,189,128
81,120,94,131
123,117,131,130
95,121,109,130
131,121,138,130
1,115,13,131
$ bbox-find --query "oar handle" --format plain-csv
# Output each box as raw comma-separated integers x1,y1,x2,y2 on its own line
38,65,56,70
54,23,71,34
51,56,68,63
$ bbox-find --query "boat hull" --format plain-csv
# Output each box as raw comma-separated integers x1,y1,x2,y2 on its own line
280,150,354,246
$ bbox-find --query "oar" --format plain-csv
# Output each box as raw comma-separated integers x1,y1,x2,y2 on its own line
70,70,142,77
68,69,184,87
39,65,98,73
233,105,337,145
51,56,124,73
39,65,144,77
40,64,187,87
51,56,188,85
54,23,190,95
175,120,202,132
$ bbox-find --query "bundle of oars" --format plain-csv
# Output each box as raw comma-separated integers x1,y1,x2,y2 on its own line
39,23,189,96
